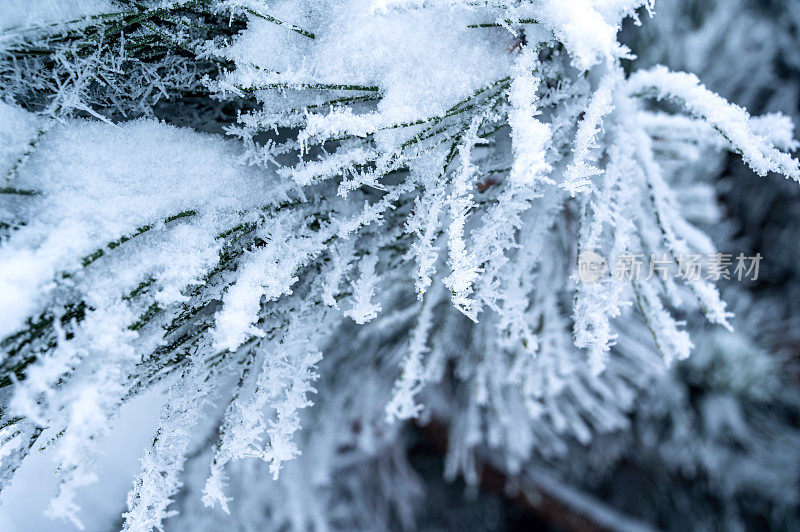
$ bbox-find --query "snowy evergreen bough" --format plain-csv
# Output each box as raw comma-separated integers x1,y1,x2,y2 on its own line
1,0,799,529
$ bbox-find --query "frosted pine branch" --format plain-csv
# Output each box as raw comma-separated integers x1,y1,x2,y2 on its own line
0,1,799,530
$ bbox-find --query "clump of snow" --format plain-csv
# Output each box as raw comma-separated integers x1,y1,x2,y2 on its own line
0,0,111,33
0,115,278,339
0,102,44,178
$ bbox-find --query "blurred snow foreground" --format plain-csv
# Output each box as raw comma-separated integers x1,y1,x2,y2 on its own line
0,0,799,530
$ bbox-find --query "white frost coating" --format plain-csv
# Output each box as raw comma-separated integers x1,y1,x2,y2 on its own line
627,66,800,182
319,239,356,308
406,153,448,298
12,303,138,530
123,356,218,532
749,113,800,151
345,254,382,324
632,125,734,330
506,48,552,190
204,309,326,510
2,1,800,529
444,116,484,320
562,69,619,196
462,46,551,317
385,282,442,422
536,0,631,70
590,0,654,23
633,281,692,366
212,215,317,351
572,95,639,374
